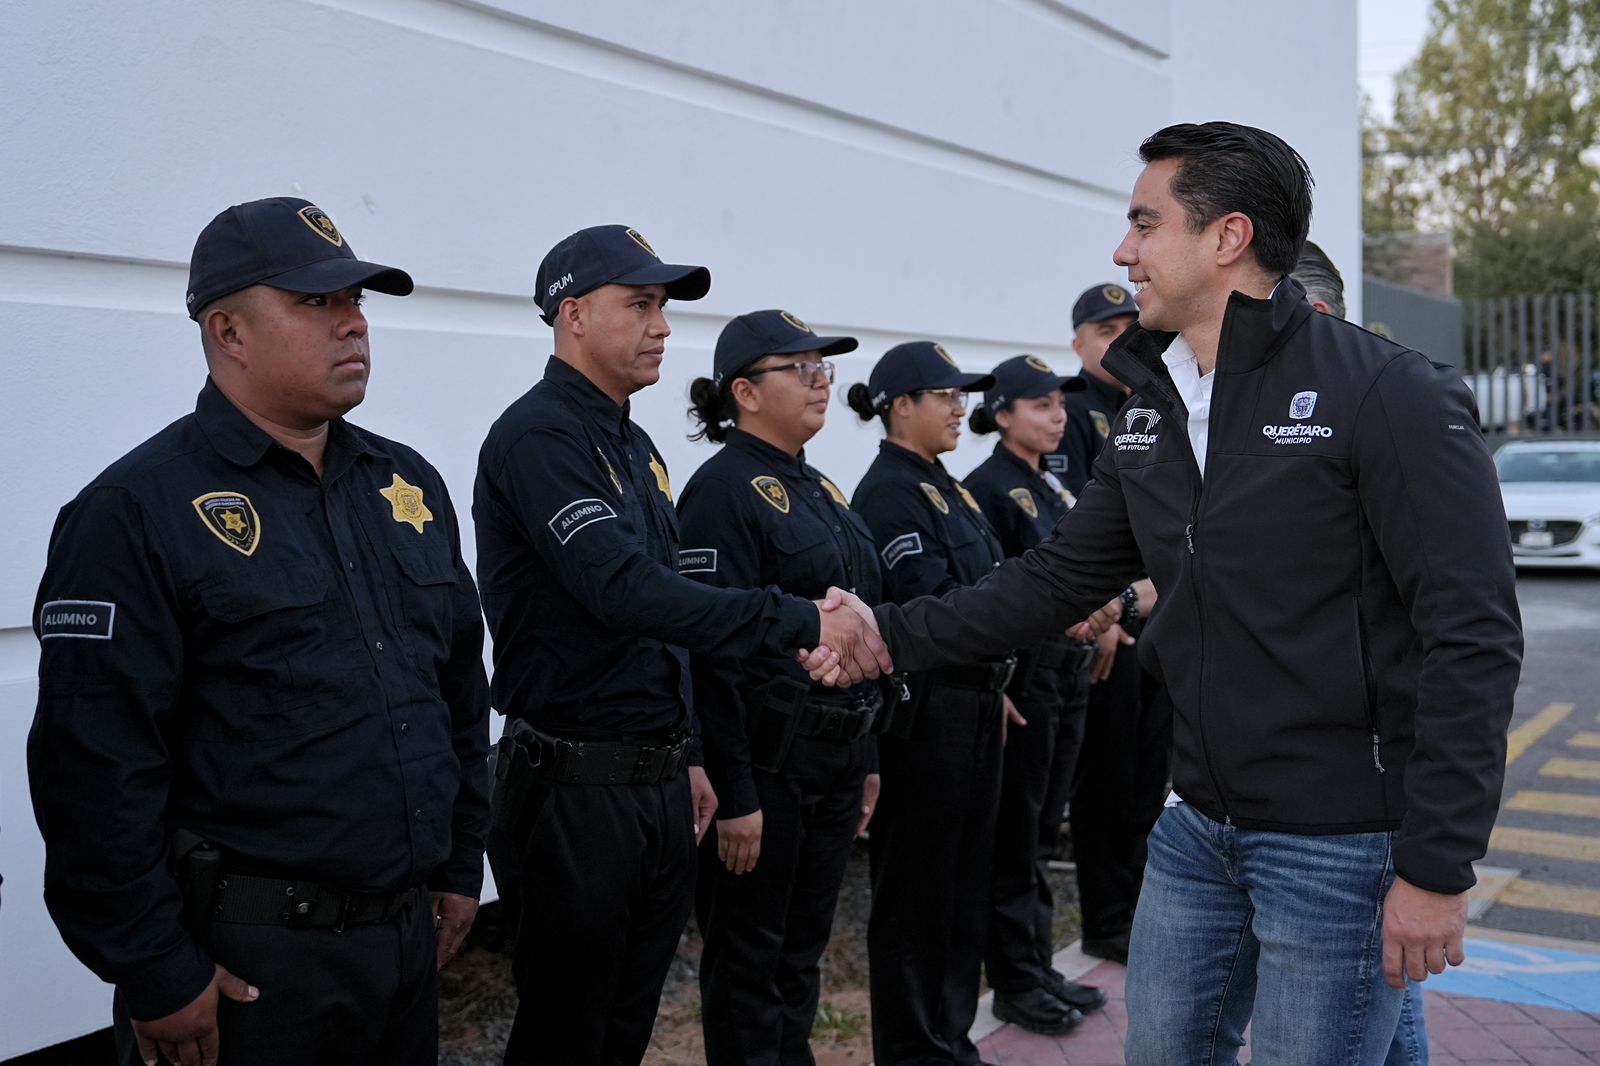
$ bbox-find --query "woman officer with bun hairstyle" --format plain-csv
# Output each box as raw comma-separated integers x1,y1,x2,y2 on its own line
963,355,1107,1035
677,309,884,1066
844,342,1016,1066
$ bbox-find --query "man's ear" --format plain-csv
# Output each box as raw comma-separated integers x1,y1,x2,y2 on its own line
1214,212,1256,268
557,295,585,337
1310,299,1332,315
201,303,248,370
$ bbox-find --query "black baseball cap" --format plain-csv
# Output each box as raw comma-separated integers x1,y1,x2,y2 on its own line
186,197,413,320
713,309,857,387
865,341,995,410
535,225,711,325
984,354,1086,411
1072,283,1139,330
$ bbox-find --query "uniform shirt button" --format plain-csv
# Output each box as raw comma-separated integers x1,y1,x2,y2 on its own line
812,490,820,497
375,641,385,651
399,722,410,735
346,561,355,571
414,809,424,820
832,525,841,533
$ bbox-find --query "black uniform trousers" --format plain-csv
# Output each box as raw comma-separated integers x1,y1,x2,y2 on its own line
1033,661,1092,963
697,734,872,1066
498,773,696,1066
1068,641,1172,942
869,685,1003,1066
113,887,437,1066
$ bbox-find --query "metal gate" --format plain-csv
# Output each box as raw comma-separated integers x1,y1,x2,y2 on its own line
1466,293,1599,437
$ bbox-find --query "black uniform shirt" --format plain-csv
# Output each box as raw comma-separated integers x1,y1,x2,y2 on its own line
964,441,1076,557
28,379,490,1021
676,428,883,816
1048,372,1127,495
473,358,820,740
853,440,1006,605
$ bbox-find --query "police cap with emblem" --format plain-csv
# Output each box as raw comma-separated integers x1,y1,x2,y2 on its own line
1071,282,1139,330
865,341,996,411
186,197,414,320
713,309,858,388
535,224,711,326
983,354,1086,412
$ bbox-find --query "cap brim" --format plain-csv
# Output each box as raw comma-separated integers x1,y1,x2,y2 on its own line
612,262,712,303
928,370,997,392
1077,304,1138,328
770,334,859,357
266,258,415,298
1015,373,1087,399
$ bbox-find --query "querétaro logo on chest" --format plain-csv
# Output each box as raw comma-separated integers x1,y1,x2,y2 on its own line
548,497,618,544
1114,408,1161,452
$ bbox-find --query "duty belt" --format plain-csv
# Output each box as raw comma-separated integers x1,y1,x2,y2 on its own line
206,873,415,931
794,699,878,743
928,656,1018,693
511,724,689,785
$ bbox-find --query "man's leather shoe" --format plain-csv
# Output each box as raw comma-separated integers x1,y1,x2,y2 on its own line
1080,930,1130,965
1043,968,1108,1012
992,987,1084,1036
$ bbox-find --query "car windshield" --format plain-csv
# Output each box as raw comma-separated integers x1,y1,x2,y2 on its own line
1497,449,1600,483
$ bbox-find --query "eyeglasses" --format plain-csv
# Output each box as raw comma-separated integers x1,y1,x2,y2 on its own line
743,360,836,387
911,387,970,405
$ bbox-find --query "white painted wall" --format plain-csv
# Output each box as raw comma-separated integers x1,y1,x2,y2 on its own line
0,0,1356,1054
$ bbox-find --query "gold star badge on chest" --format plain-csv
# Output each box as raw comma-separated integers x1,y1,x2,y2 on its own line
649,453,672,501
379,473,434,533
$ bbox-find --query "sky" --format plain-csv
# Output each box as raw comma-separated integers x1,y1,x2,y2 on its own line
1359,0,1433,120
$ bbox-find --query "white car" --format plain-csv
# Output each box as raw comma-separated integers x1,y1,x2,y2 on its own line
1495,439,1600,569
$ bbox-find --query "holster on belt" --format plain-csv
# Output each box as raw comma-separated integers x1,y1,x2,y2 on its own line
492,718,542,842
171,828,221,941
746,677,809,773
876,673,928,740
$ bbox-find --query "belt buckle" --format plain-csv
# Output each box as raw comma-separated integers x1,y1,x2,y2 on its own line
820,707,845,740
633,745,666,784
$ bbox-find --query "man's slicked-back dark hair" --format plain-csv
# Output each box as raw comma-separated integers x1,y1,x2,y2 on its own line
1138,121,1314,278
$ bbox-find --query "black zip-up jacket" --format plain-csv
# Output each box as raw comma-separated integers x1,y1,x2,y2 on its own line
876,280,1523,894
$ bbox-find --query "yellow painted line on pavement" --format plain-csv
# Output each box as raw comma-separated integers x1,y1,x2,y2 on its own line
1490,826,1600,864
1540,757,1600,781
1498,879,1600,920
1569,731,1600,750
1505,790,1600,818
1506,703,1573,764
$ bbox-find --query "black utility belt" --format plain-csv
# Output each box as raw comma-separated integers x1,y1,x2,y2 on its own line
928,656,1018,693
207,873,415,931
510,725,689,786
793,699,878,743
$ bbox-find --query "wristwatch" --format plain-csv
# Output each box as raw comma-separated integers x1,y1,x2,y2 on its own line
1120,584,1141,624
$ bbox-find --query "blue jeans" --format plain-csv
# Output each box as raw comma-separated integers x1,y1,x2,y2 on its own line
1125,802,1405,1066
1385,980,1430,1065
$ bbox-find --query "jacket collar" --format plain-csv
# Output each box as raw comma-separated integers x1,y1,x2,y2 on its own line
194,377,379,471
990,440,1044,482
543,355,632,440
880,439,951,485
727,427,809,478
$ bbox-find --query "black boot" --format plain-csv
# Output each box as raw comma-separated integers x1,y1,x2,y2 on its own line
992,987,1085,1036
1043,968,1108,1013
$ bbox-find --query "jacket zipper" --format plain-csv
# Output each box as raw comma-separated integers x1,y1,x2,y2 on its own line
1354,596,1385,774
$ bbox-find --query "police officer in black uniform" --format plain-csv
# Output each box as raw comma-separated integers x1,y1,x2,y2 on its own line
473,228,891,1066
964,356,1107,1032
843,342,1011,1065
1050,283,1167,965
28,197,490,1066
677,309,883,1066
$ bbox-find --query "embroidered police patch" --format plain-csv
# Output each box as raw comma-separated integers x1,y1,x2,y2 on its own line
298,205,344,247
548,498,618,545
956,483,982,513
933,344,957,367
1090,410,1111,440
379,474,434,533
626,228,658,257
649,454,673,501
597,448,624,495
193,491,261,556
819,477,850,508
880,532,923,570
678,548,718,574
1009,488,1039,518
39,599,115,640
1103,285,1127,306
919,483,949,515
780,311,813,334
752,476,791,514
1025,355,1052,374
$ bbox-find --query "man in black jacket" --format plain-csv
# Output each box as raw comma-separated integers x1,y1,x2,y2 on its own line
815,122,1522,1064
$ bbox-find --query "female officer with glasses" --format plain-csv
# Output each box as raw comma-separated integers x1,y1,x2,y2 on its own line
964,356,1107,1035
678,309,884,1066
843,342,1014,1066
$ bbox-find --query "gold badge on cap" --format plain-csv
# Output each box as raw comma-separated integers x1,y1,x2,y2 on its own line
781,311,813,334
956,483,982,513
752,475,791,514
193,491,261,556
1025,355,1052,374
649,454,672,501
819,477,850,508
597,449,624,495
298,206,344,248
1009,487,1039,519
1103,285,1127,306
626,228,658,257
379,474,434,533
1090,410,1112,441
920,483,950,515
933,344,957,367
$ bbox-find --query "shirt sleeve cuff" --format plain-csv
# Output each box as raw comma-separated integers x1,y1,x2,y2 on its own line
119,938,215,1022
782,596,821,650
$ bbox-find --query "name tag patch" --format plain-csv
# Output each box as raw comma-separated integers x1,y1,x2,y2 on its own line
548,498,618,544
880,532,923,570
678,548,719,574
40,599,116,640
